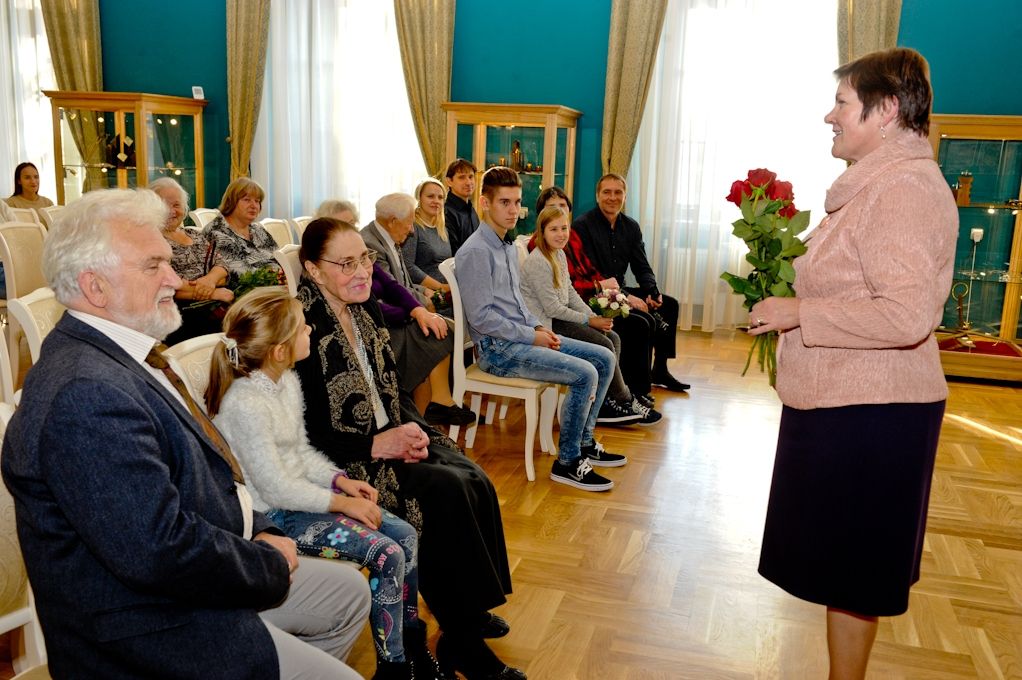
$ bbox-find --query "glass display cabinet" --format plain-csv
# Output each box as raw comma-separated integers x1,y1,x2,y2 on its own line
929,114,1022,381
442,102,581,234
44,91,207,207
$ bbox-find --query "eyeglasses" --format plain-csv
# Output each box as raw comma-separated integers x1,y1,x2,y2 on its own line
319,250,377,276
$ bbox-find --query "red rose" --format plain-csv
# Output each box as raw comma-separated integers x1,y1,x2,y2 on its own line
766,180,794,202
726,180,753,206
747,168,777,187
778,203,798,219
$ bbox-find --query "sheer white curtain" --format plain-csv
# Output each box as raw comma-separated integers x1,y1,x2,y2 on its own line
0,0,56,201
251,0,426,222
627,0,844,331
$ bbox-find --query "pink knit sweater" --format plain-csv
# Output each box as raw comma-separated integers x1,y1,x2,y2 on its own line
775,132,958,409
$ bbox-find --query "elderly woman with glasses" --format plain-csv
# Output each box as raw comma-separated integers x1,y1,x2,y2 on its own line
294,217,525,680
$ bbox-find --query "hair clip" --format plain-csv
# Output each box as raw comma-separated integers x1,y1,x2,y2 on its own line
221,336,240,367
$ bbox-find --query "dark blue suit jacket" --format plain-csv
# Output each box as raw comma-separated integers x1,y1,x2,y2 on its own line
1,314,290,679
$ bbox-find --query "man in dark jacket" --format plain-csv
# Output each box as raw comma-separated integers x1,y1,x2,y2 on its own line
1,188,369,679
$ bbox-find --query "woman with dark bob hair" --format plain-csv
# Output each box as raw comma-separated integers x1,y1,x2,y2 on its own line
749,48,957,679
294,217,525,680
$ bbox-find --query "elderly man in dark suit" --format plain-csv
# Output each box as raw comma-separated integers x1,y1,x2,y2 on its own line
359,192,432,308
1,188,370,679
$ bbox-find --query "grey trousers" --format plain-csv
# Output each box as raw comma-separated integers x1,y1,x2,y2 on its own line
261,556,371,680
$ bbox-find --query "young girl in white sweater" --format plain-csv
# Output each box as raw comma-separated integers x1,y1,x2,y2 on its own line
206,287,438,680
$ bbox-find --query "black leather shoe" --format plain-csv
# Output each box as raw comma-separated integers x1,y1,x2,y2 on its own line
436,634,527,680
405,622,454,680
480,612,510,639
651,372,690,392
424,402,477,426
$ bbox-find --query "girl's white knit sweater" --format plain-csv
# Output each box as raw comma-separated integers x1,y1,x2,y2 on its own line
214,369,340,513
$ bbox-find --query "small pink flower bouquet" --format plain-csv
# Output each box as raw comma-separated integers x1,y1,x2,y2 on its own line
588,288,631,319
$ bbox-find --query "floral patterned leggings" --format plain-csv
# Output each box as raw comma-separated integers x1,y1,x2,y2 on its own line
266,507,418,663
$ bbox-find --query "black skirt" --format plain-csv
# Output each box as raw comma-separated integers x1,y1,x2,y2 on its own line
758,401,945,617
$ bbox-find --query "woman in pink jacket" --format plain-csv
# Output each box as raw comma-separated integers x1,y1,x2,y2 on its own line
749,48,957,680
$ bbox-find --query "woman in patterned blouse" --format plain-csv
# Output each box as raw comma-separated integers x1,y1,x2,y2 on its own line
203,177,282,282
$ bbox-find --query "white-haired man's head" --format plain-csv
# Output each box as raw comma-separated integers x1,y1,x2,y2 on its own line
373,193,416,246
44,188,184,340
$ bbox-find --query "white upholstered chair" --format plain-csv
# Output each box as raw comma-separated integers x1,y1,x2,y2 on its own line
0,403,50,677
0,222,50,369
439,258,556,481
274,245,302,297
260,218,295,248
37,206,63,230
7,288,65,367
8,208,41,227
290,216,313,241
187,208,219,230
164,333,224,410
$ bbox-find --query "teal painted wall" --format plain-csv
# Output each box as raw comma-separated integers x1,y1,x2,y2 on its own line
450,0,612,214
99,0,229,206
898,0,1022,115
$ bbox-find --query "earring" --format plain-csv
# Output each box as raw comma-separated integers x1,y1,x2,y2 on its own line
880,126,886,139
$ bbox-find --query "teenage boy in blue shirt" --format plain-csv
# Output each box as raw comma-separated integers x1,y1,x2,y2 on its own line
455,167,627,491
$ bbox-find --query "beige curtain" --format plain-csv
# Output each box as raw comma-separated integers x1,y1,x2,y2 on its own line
837,0,902,65
40,0,105,194
600,0,667,176
394,0,455,177
226,0,270,180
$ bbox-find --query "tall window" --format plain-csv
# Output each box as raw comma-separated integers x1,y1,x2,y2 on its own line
0,0,56,201
251,1,426,222
627,0,843,331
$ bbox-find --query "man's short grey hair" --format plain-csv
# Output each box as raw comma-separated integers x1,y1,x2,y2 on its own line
314,199,359,224
43,189,168,305
148,177,190,210
374,193,416,221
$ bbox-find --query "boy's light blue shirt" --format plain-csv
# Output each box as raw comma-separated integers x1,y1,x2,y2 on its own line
454,221,541,345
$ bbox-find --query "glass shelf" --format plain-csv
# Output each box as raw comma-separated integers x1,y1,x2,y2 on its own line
45,91,207,206
930,114,1022,380
444,103,581,234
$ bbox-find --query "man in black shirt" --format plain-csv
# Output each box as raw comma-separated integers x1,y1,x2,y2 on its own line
443,158,480,255
573,173,690,392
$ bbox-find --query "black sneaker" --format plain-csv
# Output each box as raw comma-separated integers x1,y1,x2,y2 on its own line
550,457,614,491
635,393,655,409
423,402,477,426
581,441,628,467
595,398,642,425
651,371,690,392
630,398,663,426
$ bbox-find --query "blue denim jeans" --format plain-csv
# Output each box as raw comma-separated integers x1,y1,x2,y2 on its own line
476,335,614,464
266,507,418,663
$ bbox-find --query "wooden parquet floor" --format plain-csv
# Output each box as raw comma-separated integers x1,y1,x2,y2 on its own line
3,330,1019,679
349,330,1021,679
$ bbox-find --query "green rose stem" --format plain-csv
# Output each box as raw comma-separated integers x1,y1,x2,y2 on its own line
720,171,808,387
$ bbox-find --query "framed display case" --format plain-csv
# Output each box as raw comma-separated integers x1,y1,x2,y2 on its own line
43,91,207,207
929,114,1022,381
442,102,581,233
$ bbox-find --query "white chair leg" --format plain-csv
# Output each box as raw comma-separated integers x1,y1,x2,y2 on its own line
484,398,497,425
557,388,567,424
498,396,510,420
523,393,538,481
466,393,482,449
539,386,558,454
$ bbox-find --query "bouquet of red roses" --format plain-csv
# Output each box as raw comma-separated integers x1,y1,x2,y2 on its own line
720,168,809,385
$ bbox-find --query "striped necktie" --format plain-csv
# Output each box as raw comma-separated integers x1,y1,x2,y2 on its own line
145,344,245,483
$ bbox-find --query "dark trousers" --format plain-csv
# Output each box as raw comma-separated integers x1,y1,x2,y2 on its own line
608,311,653,397
625,289,679,369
